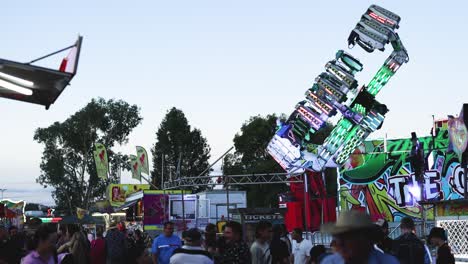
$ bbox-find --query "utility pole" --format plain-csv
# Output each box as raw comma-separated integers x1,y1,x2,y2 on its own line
0,189,6,200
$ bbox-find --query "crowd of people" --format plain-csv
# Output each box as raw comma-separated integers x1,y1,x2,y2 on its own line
0,211,457,264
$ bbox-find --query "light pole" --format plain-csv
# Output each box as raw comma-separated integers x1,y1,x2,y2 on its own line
0,189,6,200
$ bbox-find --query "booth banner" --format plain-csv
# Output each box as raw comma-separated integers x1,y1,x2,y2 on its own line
143,193,168,231
94,143,108,179
436,203,468,217
136,146,150,175
340,123,465,222
108,184,150,207
129,155,141,181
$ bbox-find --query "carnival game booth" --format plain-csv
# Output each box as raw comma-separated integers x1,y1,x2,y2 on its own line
230,208,286,245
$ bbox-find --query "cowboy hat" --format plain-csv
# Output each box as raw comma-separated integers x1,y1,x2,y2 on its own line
321,210,375,235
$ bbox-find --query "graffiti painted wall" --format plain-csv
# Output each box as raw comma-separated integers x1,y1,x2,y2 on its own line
339,120,465,221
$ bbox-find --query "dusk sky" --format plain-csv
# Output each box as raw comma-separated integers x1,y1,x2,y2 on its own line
1,1,466,205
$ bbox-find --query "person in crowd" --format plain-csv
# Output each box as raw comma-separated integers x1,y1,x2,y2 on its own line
320,210,398,264
133,229,147,256
392,216,428,264
105,220,128,264
58,224,90,264
309,245,327,264
170,228,213,264
90,226,106,264
0,224,12,264
279,224,292,255
215,221,251,264
127,229,149,264
291,228,312,264
0,225,24,263
151,221,181,264
375,219,393,253
270,224,290,264
22,224,58,264
57,224,69,248
250,221,272,264
428,227,455,264
204,223,217,255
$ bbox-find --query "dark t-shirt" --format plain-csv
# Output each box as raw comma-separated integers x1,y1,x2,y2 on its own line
392,233,425,264
215,237,251,264
437,243,455,264
270,239,290,264
90,238,106,264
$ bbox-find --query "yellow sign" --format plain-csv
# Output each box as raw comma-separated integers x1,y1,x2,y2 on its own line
108,184,150,207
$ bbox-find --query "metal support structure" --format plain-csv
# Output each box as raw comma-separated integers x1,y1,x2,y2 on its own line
464,153,467,199
163,173,303,189
303,173,309,238
226,175,230,221
28,44,76,64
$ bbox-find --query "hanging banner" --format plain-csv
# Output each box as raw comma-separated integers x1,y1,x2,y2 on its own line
136,146,150,175
94,143,108,179
130,154,141,181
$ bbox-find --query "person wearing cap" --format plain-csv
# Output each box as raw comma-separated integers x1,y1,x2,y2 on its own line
392,216,429,264
428,227,455,264
169,228,213,264
321,210,398,264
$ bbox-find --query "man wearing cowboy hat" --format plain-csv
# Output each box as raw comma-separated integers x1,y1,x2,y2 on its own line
320,210,398,264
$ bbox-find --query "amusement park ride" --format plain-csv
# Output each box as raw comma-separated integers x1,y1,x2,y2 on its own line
267,4,409,175
0,36,82,109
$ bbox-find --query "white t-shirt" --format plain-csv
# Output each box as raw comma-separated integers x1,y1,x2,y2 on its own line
250,240,272,264
292,239,312,264
169,245,214,264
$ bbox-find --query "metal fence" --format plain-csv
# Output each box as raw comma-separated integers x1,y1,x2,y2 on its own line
437,219,468,260
310,221,436,247
388,221,435,240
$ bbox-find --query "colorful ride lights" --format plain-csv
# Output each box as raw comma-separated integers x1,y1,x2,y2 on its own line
267,5,409,174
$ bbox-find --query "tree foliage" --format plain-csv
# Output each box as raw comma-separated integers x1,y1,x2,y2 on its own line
222,114,288,207
151,108,211,192
34,98,142,214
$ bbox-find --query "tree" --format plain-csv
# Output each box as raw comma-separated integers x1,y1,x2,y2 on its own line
222,114,288,207
34,98,142,214
223,114,334,207
151,108,211,192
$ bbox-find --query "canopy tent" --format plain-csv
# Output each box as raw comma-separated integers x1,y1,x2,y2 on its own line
59,214,105,225
0,36,83,109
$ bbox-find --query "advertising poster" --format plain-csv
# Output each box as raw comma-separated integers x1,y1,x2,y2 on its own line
339,120,465,221
107,184,150,207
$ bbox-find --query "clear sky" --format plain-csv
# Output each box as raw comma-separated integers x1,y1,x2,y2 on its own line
1,1,466,205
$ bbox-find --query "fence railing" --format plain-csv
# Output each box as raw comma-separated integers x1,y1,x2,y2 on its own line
437,219,468,260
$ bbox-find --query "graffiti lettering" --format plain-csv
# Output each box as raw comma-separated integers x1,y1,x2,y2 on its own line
450,165,466,196
388,171,442,207
388,176,410,207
